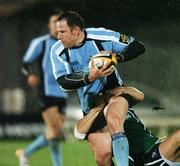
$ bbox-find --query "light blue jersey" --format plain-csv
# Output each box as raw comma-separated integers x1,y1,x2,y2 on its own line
23,34,68,98
51,28,134,112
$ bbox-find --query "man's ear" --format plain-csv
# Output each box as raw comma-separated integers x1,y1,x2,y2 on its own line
72,26,81,35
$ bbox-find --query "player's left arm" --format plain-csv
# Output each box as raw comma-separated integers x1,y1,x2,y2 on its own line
112,34,145,63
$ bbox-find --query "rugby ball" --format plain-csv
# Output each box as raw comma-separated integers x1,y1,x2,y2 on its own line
91,51,117,69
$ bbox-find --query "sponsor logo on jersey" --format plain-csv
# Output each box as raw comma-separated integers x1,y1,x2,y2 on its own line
152,151,157,158
120,34,129,44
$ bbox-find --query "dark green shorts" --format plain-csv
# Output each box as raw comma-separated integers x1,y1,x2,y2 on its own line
143,143,169,166
39,96,67,114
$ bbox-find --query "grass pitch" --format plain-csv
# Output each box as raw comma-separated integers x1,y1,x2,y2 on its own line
0,140,96,166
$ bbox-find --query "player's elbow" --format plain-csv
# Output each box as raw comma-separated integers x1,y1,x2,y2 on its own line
74,126,86,141
130,40,145,56
57,76,73,91
137,41,145,55
134,89,144,102
138,92,144,102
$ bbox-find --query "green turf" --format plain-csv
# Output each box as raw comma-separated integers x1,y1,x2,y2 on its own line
0,140,96,166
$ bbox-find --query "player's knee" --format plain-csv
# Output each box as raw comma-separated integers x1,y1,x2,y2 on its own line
107,115,120,129
106,108,124,132
95,151,111,165
109,96,127,105
108,97,128,116
171,130,180,146
49,124,63,138
46,130,61,139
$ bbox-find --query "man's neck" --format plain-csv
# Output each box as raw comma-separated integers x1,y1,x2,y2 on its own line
75,31,85,46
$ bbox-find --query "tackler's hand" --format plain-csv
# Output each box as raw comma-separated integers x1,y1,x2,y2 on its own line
112,87,124,96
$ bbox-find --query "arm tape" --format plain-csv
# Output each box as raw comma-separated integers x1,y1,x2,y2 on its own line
116,40,145,62
57,71,91,91
21,63,32,76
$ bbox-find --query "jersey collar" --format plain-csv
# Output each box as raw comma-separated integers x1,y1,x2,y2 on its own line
71,30,87,49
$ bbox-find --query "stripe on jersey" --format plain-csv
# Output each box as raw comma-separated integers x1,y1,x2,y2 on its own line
86,27,120,38
128,156,135,162
87,34,121,43
145,158,164,165
92,40,101,52
87,27,115,32
55,43,64,56
24,34,49,62
160,162,166,166
57,56,71,74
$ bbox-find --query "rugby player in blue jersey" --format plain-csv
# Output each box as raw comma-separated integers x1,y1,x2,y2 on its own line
50,10,146,166
16,10,68,166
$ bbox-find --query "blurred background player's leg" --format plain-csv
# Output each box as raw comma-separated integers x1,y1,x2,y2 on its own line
15,10,68,166
42,106,65,166
16,105,65,166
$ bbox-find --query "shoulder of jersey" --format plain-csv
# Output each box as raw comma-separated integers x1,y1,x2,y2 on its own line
51,40,64,56
86,27,120,42
31,34,50,43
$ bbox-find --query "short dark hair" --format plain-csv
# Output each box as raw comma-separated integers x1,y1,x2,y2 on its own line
49,8,63,16
57,11,84,30
48,9,62,21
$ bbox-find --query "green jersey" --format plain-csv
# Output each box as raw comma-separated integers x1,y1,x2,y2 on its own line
125,109,159,157
85,106,160,165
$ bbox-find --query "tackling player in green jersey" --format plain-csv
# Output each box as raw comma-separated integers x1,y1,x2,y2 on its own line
74,86,180,166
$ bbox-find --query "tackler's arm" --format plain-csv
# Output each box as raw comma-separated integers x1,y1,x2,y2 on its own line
74,104,105,141
113,86,144,102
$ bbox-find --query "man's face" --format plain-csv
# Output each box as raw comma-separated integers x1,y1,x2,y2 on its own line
48,15,59,38
56,20,79,48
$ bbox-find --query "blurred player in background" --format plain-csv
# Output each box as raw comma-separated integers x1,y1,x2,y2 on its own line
74,86,180,166
51,11,145,166
16,10,68,166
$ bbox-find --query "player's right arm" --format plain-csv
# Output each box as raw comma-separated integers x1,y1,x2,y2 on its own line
51,42,113,91
55,61,113,91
